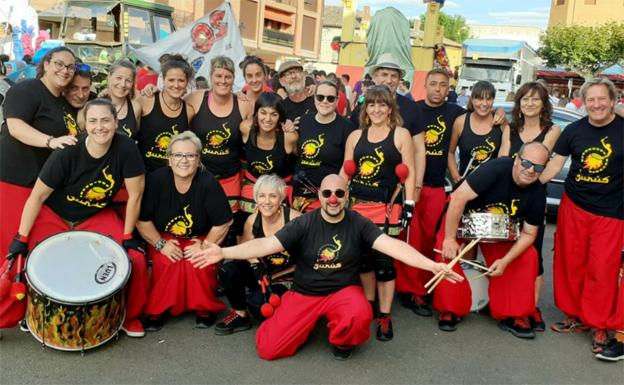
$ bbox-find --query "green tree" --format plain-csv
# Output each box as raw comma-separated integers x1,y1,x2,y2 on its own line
539,22,624,78
419,12,471,43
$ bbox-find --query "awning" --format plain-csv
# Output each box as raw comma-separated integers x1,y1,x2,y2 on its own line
264,8,293,25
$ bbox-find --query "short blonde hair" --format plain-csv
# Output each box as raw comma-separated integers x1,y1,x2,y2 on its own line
253,174,286,203
166,131,202,157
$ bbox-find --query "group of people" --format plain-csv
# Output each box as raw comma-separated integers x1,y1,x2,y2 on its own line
0,46,622,363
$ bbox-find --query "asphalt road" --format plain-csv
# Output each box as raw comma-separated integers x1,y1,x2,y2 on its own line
0,224,621,385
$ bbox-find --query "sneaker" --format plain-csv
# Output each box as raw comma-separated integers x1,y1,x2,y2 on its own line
498,317,536,339
195,312,217,329
214,310,252,335
143,315,164,332
595,339,624,362
121,319,145,338
438,312,460,332
551,318,589,333
401,294,433,317
529,308,546,332
332,345,353,361
19,319,29,333
591,329,609,353
376,314,393,341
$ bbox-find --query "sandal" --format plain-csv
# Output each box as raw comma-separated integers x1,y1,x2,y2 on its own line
591,329,609,353
551,318,589,333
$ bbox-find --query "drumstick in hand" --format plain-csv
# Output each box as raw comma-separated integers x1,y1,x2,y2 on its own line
425,240,480,288
426,238,481,293
432,249,492,273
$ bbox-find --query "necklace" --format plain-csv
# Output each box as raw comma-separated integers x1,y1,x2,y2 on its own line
161,92,182,111
114,98,127,115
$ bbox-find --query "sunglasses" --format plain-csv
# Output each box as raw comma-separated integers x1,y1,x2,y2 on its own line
315,94,337,103
519,157,545,173
321,189,346,199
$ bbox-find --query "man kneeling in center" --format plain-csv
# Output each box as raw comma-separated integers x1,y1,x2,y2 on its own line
191,174,461,360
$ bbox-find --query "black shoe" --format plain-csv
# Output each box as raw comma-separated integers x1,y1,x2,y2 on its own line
529,307,546,332
215,286,226,297
438,312,460,332
195,312,217,329
332,345,353,361
595,339,624,362
143,315,165,332
214,310,252,335
376,314,393,341
406,295,433,317
19,319,29,333
498,317,536,339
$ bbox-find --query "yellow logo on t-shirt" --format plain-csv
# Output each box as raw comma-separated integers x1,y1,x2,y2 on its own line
315,234,343,270
301,133,325,167
479,199,519,216
577,137,611,184
251,155,274,174
121,123,132,138
203,122,232,156
66,166,115,208
468,137,497,172
425,115,447,155
165,205,194,237
354,146,384,187
146,124,180,159
64,112,79,136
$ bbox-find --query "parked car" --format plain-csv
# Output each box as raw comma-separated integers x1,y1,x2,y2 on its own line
444,102,582,220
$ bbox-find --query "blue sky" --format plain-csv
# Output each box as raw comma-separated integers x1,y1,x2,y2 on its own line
325,0,552,28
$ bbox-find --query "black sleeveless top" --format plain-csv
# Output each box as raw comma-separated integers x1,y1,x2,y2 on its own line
117,98,139,140
137,95,188,172
509,127,548,158
351,129,402,202
190,92,243,178
252,207,294,277
458,112,502,177
244,132,291,179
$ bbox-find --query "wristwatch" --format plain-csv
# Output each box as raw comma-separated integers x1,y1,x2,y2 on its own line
155,238,167,251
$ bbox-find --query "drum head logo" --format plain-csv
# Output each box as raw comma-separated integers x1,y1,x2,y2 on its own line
95,262,117,284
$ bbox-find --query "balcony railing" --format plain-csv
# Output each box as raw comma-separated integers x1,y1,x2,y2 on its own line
262,29,294,47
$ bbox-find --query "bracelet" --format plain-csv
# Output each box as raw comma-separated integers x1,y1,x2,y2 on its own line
155,238,167,251
45,136,54,149
414,185,423,190
404,200,415,206
15,233,29,243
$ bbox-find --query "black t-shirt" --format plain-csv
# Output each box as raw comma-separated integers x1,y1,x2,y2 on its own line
39,134,145,222
282,96,316,122
458,113,502,176
465,157,545,226
253,207,295,277
553,116,623,219
294,115,354,193
416,101,465,186
275,209,383,296
244,132,292,179
0,79,78,186
140,167,233,237
509,128,548,158
118,98,139,140
350,94,422,136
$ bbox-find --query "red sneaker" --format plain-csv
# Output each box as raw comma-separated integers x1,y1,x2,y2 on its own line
121,318,145,338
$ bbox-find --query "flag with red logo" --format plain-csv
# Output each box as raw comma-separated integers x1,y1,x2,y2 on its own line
131,1,246,91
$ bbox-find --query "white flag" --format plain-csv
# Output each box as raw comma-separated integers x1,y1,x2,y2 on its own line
131,1,246,91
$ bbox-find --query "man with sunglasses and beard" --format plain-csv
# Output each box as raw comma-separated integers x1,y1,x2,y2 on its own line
433,142,549,339
190,174,461,361
277,61,317,129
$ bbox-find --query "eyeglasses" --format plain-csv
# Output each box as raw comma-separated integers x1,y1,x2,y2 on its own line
321,189,346,199
315,94,337,103
171,152,199,161
50,60,76,73
519,157,545,173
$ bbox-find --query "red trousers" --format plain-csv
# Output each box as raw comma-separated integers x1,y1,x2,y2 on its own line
255,285,372,360
607,267,624,332
395,186,446,295
145,235,225,316
554,194,624,329
27,206,149,321
0,182,31,258
432,217,537,319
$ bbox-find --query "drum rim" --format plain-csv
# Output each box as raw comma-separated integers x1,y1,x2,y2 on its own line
25,230,131,304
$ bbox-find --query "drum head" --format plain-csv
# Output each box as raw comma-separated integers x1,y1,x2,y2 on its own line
462,264,489,312
26,231,130,304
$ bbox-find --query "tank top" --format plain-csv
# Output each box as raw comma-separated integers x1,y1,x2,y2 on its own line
244,132,292,179
117,98,139,140
252,207,294,277
190,92,243,178
137,95,188,173
458,112,502,177
351,129,402,202
509,127,548,158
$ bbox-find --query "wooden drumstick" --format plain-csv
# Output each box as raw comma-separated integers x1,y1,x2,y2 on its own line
426,238,481,293
432,249,492,273
424,239,479,289
469,271,489,282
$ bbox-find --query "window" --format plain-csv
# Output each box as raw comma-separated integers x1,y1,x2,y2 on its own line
153,16,172,41
556,0,565,5
127,7,153,45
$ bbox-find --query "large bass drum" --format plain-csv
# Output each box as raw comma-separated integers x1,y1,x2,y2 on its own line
457,213,520,243
25,231,130,351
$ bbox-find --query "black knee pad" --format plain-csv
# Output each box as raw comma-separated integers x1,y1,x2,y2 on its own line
374,251,396,282
217,260,246,289
359,250,374,273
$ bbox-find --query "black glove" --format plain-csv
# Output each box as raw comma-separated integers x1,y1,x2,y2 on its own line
7,238,28,261
250,262,266,283
400,202,415,229
122,237,146,255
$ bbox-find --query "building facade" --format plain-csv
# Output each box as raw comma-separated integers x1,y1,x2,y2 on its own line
548,0,624,27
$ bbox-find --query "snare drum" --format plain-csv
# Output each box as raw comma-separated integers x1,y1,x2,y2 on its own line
457,213,520,242
25,231,130,351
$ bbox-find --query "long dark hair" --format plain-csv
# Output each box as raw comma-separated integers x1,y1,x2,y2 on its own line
36,46,76,79
511,82,553,133
239,55,267,76
250,92,286,147
161,54,194,81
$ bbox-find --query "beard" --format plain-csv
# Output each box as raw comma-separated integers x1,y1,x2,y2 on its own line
283,80,305,95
